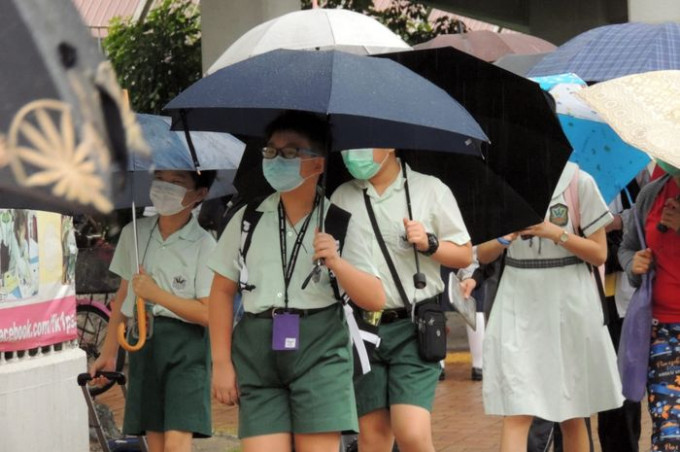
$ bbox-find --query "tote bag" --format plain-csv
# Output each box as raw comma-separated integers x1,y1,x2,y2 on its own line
617,207,654,402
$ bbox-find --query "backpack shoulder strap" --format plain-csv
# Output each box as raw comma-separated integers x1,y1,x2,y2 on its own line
564,167,581,233
324,203,351,303
324,203,351,256
240,202,263,261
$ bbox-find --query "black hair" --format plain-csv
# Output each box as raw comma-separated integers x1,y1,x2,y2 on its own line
265,111,330,154
190,170,217,191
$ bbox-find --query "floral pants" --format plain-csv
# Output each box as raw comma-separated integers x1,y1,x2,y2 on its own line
648,322,680,451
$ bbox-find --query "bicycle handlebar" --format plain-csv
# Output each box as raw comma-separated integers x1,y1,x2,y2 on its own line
77,371,126,386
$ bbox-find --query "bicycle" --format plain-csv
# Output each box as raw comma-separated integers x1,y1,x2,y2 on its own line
76,292,126,396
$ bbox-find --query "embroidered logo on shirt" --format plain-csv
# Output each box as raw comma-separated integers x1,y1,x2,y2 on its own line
172,275,187,291
549,203,569,227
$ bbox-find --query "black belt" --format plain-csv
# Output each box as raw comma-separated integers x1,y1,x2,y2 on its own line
380,296,440,324
245,303,336,319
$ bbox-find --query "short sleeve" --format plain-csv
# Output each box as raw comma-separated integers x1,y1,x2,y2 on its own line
339,215,380,278
433,180,471,245
195,235,217,299
578,171,614,236
206,206,245,283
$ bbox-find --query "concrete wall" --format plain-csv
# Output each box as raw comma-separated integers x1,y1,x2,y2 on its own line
628,0,680,22
0,346,88,452
200,0,299,73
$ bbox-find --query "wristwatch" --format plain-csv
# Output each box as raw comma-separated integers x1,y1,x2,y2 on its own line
419,233,439,256
557,229,569,245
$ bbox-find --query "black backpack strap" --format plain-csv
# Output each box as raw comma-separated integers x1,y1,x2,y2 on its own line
324,203,351,303
363,189,412,311
237,202,263,293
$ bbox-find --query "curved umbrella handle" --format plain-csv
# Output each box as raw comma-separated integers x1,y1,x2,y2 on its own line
117,297,147,352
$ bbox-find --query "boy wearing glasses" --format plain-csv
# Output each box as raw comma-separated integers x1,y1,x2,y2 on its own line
208,111,385,452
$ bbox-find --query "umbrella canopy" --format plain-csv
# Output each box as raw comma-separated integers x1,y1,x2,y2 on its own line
207,8,411,73
374,47,573,243
0,0,147,213
112,114,245,208
531,73,650,204
166,49,488,154
528,22,680,81
577,70,680,169
414,30,555,62
494,52,551,76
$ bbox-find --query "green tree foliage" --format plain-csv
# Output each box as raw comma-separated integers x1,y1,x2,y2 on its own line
300,0,466,45
103,0,201,114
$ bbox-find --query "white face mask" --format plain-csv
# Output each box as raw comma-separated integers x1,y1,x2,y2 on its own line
149,180,189,216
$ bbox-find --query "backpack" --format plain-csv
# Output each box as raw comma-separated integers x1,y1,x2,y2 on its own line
237,200,378,375
563,168,609,324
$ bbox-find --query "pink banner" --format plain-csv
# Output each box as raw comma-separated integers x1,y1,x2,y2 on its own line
0,295,77,352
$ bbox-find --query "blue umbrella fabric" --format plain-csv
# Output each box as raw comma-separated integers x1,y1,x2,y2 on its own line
531,73,650,204
165,49,488,154
113,114,245,208
528,22,680,81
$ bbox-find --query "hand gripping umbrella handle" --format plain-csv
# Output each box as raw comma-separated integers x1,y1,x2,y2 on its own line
117,297,147,352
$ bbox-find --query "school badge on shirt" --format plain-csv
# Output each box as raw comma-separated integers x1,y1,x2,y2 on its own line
172,275,187,291
549,203,569,227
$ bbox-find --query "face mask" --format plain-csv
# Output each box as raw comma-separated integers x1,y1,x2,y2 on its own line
657,160,680,177
341,148,387,180
262,156,308,192
149,180,189,216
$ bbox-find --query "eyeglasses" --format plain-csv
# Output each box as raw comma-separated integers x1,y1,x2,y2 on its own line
261,146,321,160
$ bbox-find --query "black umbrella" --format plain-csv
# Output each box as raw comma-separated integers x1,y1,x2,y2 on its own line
0,0,147,213
374,47,573,244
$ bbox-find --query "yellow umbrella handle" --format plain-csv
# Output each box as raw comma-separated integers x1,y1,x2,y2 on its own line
117,297,147,352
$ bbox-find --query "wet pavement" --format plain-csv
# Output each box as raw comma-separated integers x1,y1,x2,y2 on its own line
93,348,652,451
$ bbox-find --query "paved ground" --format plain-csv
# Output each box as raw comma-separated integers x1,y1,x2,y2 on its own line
94,347,652,451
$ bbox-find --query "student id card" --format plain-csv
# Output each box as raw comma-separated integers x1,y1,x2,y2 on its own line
272,312,300,351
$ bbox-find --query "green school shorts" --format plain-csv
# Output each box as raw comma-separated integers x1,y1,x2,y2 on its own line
124,317,212,438
354,318,441,417
232,304,358,438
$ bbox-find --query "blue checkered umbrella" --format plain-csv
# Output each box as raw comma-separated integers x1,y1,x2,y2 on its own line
528,22,680,81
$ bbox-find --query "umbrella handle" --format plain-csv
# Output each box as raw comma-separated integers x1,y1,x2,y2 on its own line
117,297,147,352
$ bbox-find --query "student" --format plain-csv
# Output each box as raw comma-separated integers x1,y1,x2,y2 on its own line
90,169,217,452
331,148,472,452
208,111,385,452
477,161,623,452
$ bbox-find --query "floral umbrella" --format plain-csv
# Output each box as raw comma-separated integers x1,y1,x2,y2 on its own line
530,73,650,203
0,0,147,213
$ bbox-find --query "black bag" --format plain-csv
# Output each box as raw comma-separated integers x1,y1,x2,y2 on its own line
415,302,447,362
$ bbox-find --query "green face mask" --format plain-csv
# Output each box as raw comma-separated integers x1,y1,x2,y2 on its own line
657,160,680,177
342,148,385,180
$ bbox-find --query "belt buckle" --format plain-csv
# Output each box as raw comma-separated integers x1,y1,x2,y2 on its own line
271,307,285,317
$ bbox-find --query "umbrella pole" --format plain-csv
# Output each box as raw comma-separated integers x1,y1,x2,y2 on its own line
401,158,426,290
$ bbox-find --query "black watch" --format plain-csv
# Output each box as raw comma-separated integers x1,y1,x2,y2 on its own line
419,233,439,256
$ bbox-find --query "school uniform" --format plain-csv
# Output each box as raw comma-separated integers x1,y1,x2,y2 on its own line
208,192,379,438
483,162,624,422
110,214,215,437
331,162,470,415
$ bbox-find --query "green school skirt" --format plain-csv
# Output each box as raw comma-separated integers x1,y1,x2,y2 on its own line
124,317,212,437
232,304,358,438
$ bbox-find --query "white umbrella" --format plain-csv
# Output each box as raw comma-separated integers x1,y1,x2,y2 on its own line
577,70,680,169
207,8,411,73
